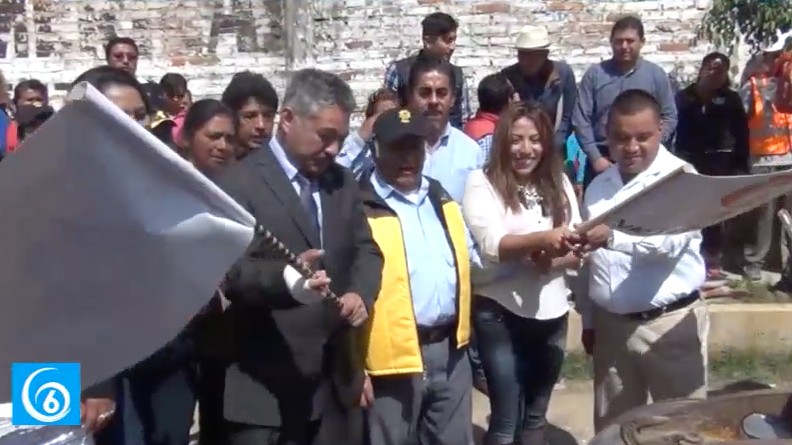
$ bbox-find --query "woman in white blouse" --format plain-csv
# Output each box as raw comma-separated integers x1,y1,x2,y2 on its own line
462,101,582,445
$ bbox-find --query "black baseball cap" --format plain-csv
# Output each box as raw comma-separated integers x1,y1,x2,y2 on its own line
16,103,54,126
373,108,431,146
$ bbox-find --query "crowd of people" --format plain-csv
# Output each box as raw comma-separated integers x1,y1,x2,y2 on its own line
3,9,791,445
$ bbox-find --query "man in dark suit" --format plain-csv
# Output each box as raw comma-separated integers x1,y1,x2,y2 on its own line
211,68,383,445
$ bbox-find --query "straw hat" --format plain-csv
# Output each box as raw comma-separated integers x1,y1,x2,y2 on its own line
515,25,551,51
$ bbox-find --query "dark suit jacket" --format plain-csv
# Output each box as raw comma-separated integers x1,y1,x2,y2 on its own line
213,145,383,428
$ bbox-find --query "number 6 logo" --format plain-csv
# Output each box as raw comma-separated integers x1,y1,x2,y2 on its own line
20,367,71,423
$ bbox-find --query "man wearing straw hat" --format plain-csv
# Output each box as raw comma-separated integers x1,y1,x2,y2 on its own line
501,25,577,154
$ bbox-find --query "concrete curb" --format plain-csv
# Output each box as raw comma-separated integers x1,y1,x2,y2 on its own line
565,303,792,354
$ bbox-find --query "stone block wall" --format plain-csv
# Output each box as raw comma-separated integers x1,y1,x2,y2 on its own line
0,0,286,104
311,0,716,122
0,0,724,121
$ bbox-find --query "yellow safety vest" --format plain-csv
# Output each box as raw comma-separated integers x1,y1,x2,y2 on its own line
360,179,471,376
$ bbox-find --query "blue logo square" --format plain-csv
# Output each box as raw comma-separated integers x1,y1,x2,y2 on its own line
11,362,81,426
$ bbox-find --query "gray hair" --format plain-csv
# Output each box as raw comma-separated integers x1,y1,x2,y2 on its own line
282,68,356,117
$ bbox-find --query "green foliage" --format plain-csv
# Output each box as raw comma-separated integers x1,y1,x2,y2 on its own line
700,0,792,55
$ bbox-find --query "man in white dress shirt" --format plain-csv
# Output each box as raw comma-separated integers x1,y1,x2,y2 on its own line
577,89,708,432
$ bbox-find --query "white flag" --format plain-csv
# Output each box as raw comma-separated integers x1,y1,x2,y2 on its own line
579,164,792,236
0,82,255,402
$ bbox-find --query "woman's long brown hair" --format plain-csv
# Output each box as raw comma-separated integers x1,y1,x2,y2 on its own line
483,101,569,227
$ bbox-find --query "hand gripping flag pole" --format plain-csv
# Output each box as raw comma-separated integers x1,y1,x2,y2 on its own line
257,226,341,303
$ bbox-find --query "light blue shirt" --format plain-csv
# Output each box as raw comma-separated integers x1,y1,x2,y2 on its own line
337,124,485,202
370,171,481,327
477,134,493,161
269,136,324,244
565,134,587,184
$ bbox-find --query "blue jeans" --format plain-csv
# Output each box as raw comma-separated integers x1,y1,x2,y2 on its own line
468,327,487,386
473,297,567,444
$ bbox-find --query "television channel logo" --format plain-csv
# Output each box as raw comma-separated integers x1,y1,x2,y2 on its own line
11,362,80,426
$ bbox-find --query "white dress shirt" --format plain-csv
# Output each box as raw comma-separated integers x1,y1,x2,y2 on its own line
462,169,580,320
579,145,705,328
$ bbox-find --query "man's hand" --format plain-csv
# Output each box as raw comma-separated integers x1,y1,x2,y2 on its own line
574,184,584,201
357,116,376,141
592,158,612,173
574,251,591,264
297,249,332,294
297,249,324,268
306,270,331,294
579,224,611,252
81,398,115,433
358,106,391,141
359,374,374,408
338,292,368,327
581,329,595,355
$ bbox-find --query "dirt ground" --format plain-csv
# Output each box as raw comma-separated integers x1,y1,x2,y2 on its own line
472,381,594,445
192,379,768,444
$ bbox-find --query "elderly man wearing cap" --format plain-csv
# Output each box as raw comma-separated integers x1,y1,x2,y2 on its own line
356,107,481,445
501,25,577,154
738,29,792,284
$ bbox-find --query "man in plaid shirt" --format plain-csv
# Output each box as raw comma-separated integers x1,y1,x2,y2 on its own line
384,12,471,129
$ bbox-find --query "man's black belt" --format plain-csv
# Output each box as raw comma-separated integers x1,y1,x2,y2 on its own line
624,291,701,322
417,324,454,344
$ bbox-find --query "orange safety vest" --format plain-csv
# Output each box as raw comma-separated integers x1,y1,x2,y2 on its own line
748,76,792,156
774,53,792,113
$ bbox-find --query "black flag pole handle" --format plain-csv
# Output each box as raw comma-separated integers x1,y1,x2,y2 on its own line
257,226,341,302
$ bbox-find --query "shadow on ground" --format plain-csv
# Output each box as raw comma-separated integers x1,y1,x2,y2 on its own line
707,379,775,397
473,419,577,445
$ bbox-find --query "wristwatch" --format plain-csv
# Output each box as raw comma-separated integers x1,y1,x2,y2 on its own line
606,229,615,249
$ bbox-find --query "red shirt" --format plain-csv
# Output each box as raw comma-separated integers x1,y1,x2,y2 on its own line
463,111,499,142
